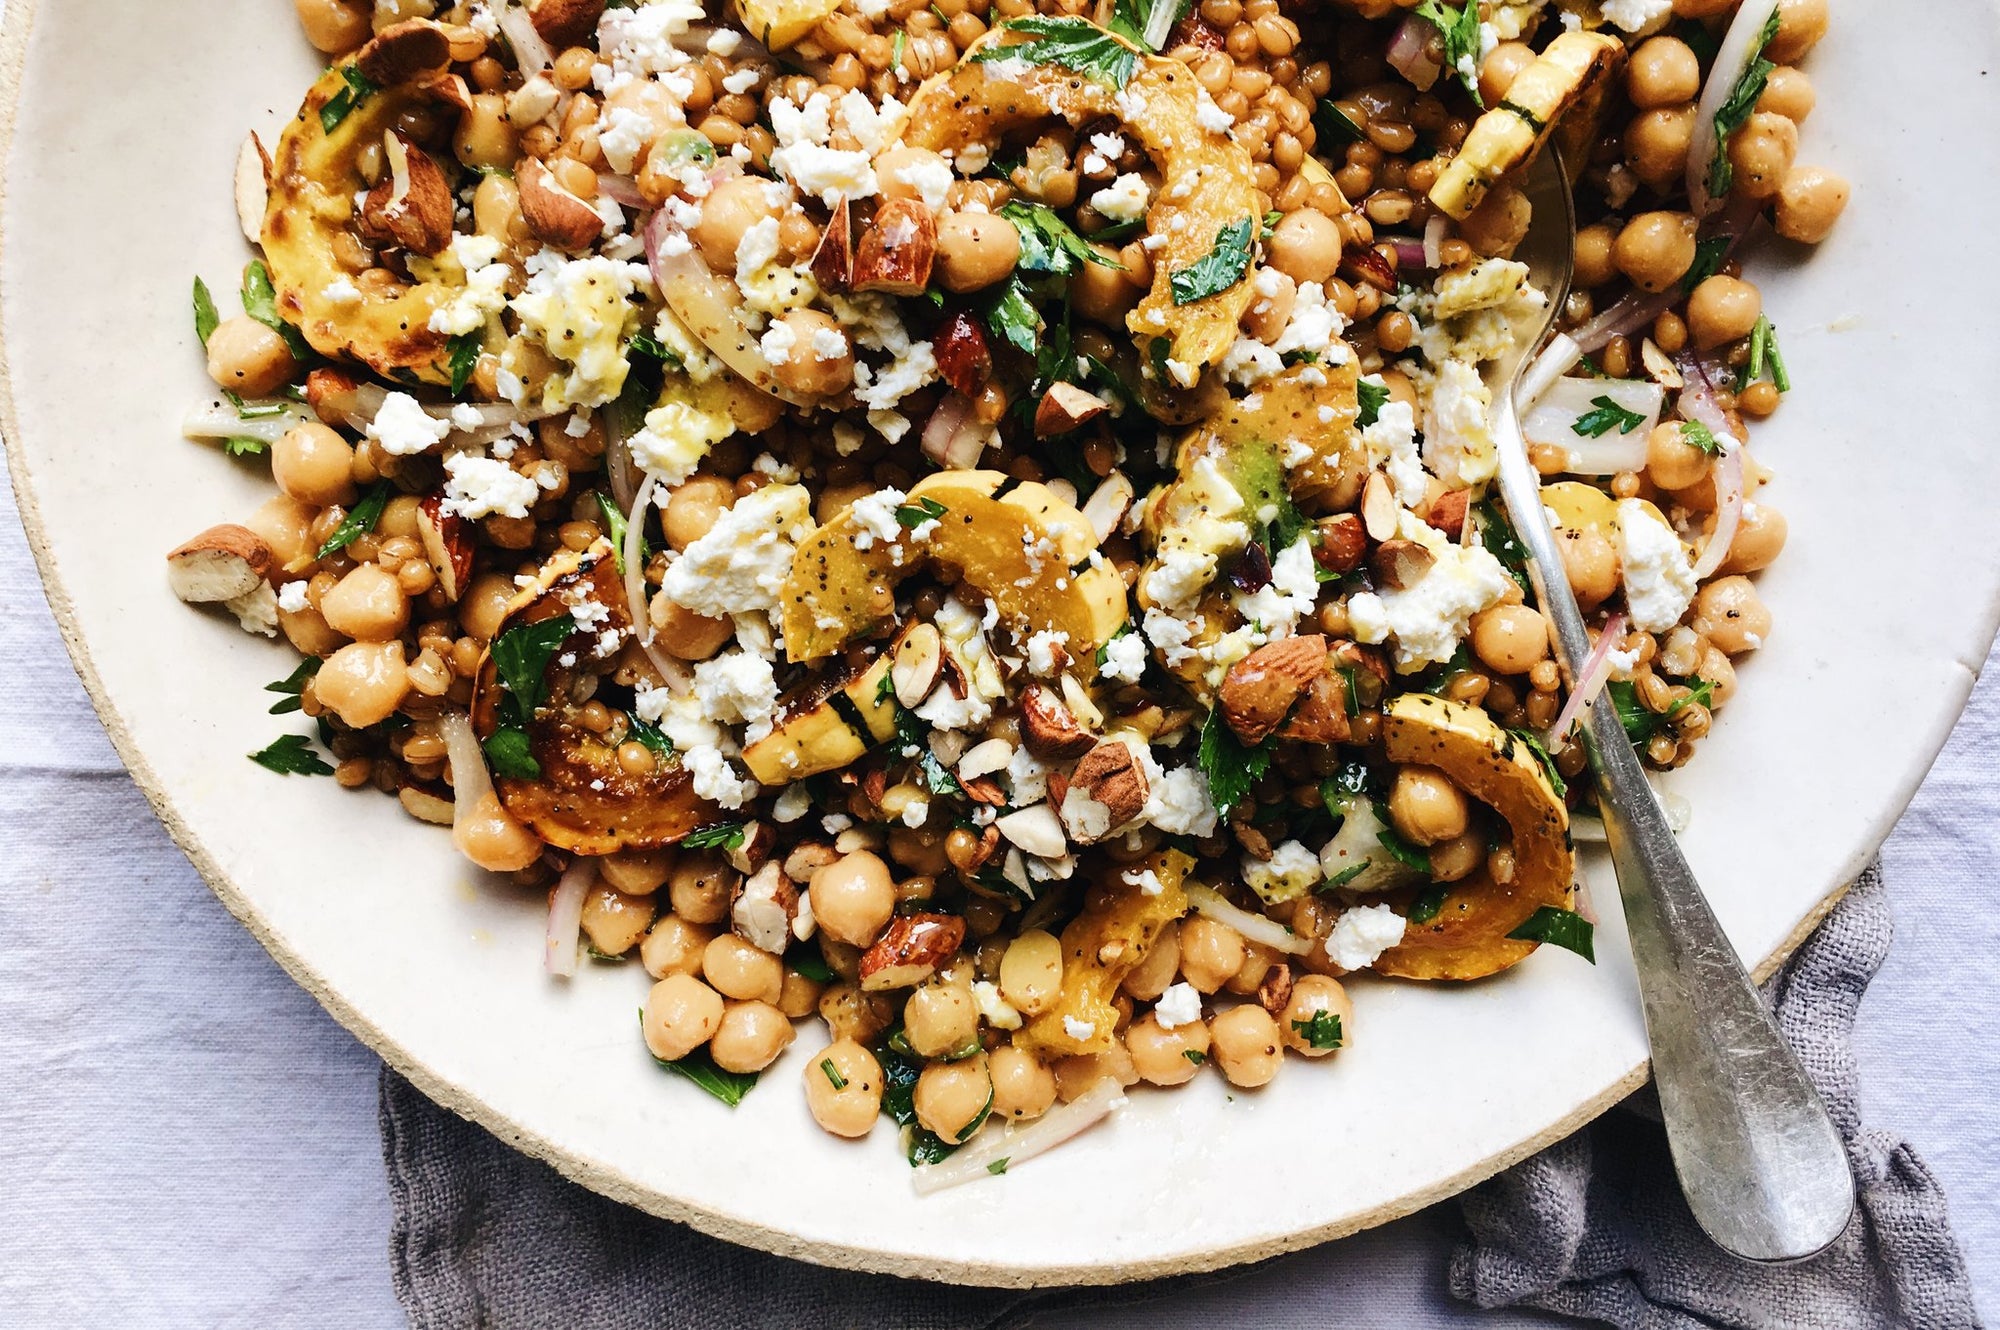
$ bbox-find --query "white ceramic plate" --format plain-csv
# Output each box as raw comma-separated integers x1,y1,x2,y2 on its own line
6,0,1997,1287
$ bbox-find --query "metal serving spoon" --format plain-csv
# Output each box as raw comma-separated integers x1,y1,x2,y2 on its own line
1483,149,1855,1263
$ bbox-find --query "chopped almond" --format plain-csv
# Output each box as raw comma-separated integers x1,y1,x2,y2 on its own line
1426,489,1470,540
811,196,854,292
852,198,936,296
858,913,966,990
517,157,605,252
527,0,606,47
360,133,455,256
167,525,274,604
355,19,453,88
731,861,798,954
235,133,269,248
417,494,474,602
1371,538,1437,590
933,311,992,399
1018,682,1097,761
1219,634,1329,745
1315,512,1366,574
1035,382,1110,438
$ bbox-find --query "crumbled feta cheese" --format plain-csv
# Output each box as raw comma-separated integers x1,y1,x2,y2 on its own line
1328,903,1408,971
1143,766,1219,838
1193,88,1233,133
659,483,814,624
276,580,311,614
321,276,363,307
758,318,797,366
1598,0,1672,33
972,980,1022,1031
1346,512,1515,668
1099,631,1147,683
1153,982,1202,1030
772,783,812,823
892,155,954,212
505,251,651,410
684,745,757,809
1232,538,1321,641
1063,1016,1097,1042
595,0,703,82
1617,499,1697,632
692,650,781,742
1421,358,1498,488
847,488,905,551
1361,390,1427,509
626,397,734,485
368,392,451,456
441,453,538,520
734,216,781,283
1024,629,1069,677
901,797,929,829
1142,607,1200,667
768,95,878,205
1090,172,1151,223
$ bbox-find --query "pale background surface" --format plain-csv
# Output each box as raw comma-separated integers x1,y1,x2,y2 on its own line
1,444,1993,1325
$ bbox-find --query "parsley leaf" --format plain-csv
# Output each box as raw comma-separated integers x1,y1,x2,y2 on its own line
627,714,673,758
1001,201,1121,277
1322,860,1371,890
320,64,378,134
1572,396,1649,438
1108,0,1190,48
223,437,271,458
240,259,313,361
1183,1048,1207,1066
683,822,749,850
918,749,962,797
981,275,1041,356
1198,706,1272,818
596,491,633,575
1510,729,1567,799
314,481,393,560
1607,679,1655,745
1506,906,1596,962
264,657,321,715
1169,216,1255,306
1415,0,1485,106
249,733,333,776
1684,234,1731,292
1705,10,1783,200
1312,99,1367,149
644,1015,759,1105
489,615,574,727
891,29,907,71
973,17,1139,88
1475,500,1533,596
447,333,481,397
482,726,540,779
790,950,836,983
895,497,948,528
1408,883,1451,925
987,1157,1009,1175
1677,419,1722,455
1376,826,1432,874
1356,376,1390,429
1291,1011,1344,1050
193,277,220,346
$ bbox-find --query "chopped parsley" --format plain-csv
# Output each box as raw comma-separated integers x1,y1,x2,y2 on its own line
1322,861,1371,891
1356,377,1391,429
193,277,220,346
1375,826,1432,875
973,16,1139,88
482,615,574,779
447,332,481,397
249,733,333,777
1108,0,1191,48
627,714,673,758
320,64,378,134
891,29,906,71
240,260,312,361
644,1015,759,1105
895,497,948,528
1001,201,1121,277
1506,906,1596,962
980,275,1041,356
682,822,750,850
1684,234,1732,292
1183,1048,1207,1066
481,727,539,779
1169,216,1255,306
1705,10,1783,200
314,481,393,560
264,657,321,715
820,1058,849,1090
1476,499,1534,597
1197,705,1272,818
1408,883,1451,925
790,950,836,983
1415,0,1485,106
1291,1010,1345,1050
987,1157,1010,1175
1677,419,1722,455
918,749,962,797
1608,678,1713,748
1510,729,1567,800
1312,99,1367,148
596,491,632,575
1745,315,1790,392
1572,396,1649,438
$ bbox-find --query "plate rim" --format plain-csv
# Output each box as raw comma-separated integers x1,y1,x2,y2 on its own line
0,0,1979,1286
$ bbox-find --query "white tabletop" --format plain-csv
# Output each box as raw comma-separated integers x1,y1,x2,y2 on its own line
1,459,1991,1326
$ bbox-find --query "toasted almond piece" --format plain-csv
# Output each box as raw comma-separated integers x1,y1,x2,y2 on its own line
858,912,966,990
1061,740,1150,841
527,0,607,47
956,737,1014,782
1371,538,1437,590
1339,244,1398,293
1219,634,1329,745
417,494,474,602
1361,472,1400,542
961,776,1007,806
994,803,1068,859
1035,382,1111,438
167,524,274,604
725,821,778,875
1641,337,1683,388
361,132,455,256
811,196,854,292
1018,682,1096,761
852,198,937,296
955,822,1003,876
1080,471,1134,546
1426,489,1470,540
891,622,944,708
1256,964,1294,1017
933,310,992,399
731,861,798,954
1277,669,1352,745
304,367,366,427
235,133,270,247
1314,512,1366,575
1060,673,1104,729
517,156,605,252
355,19,453,88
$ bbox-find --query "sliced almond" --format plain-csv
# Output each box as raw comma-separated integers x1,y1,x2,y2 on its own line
858,912,966,991
234,133,270,248
1034,382,1110,438
517,156,605,252
1371,538,1436,590
1060,673,1104,729
730,860,798,954
811,196,854,293
891,622,944,708
360,132,454,256
167,524,274,604
527,0,607,47
1218,634,1328,745
960,776,1007,806
994,803,1068,859
1018,682,1096,761
956,737,1014,782
1314,512,1366,575
1426,490,1470,540
355,19,453,88
724,821,778,875
852,198,937,296
417,494,474,602
304,367,366,428
1080,471,1134,545
1361,471,1400,542
1641,337,1683,388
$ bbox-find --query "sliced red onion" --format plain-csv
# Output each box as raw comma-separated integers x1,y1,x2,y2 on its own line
920,392,988,470
1386,238,1429,271
1523,379,1663,474
544,857,596,978
644,209,807,406
1672,351,1743,446
1569,199,1763,356
1690,446,1746,580
1688,0,1782,217
912,1077,1127,1195
1387,14,1441,91
597,173,646,209
1547,612,1627,751
1423,213,1448,270
1184,885,1315,956
496,4,555,74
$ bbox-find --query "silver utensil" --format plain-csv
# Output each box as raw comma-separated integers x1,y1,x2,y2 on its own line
1484,149,1855,1263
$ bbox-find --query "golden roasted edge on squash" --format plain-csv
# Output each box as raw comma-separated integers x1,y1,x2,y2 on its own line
1016,850,1192,1057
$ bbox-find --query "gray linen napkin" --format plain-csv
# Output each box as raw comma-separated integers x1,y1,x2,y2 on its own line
381,864,1977,1330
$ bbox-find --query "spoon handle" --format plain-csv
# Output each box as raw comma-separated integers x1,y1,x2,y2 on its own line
1491,389,1854,1263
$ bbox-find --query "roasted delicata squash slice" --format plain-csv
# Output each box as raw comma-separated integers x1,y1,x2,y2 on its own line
893,22,1263,385
779,470,1129,669
1429,31,1625,221
1206,362,1366,514
1370,695,1575,980
263,20,463,383
1016,850,1191,1058
734,0,843,50
470,542,716,853
740,653,897,785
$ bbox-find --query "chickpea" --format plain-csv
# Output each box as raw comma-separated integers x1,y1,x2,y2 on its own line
1687,275,1762,351
1479,41,1537,106
667,852,735,924
803,1039,884,1137
935,211,1021,292
1240,269,1297,343
294,0,371,54
1225,942,1278,997
601,848,673,894
1389,766,1470,847
1208,1005,1283,1088
1759,67,1816,124
1646,421,1714,491
998,929,1064,1016
280,600,345,658
818,981,895,1045
1179,917,1246,995
875,147,951,204
1470,604,1550,675
271,423,357,507
702,934,785,1004
1613,211,1697,294
1126,1012,1211,1086
318,563,409,643
314,640,408,728
809,851,896,947
1558,527,1620,611
1727,112,1798,202
1774,166,1850,245
778,968,825,1019
1721,502,1788,575
455,93,519,171
642,974,725,1062
579,883,656,956
1429,829,1485,883
1627,36,1700,109
641,915,714,980
904,982,979,1058
661,475,736,552
1072,244,1140,326
1280,974,1354,1058
710,1000,796,1073
1459,183,1531,258
989,1045,1057,1121
1624,105,1696,193
640,598,730,661
1052,1046,1139,1102
1766,0,1828,64
456,572,516,641
1693,576,1772,655
1119,920,1180,1002
1573,223,1619,289
1700,647,1738,708
246,494,317,571
453,791,542,872
693,176,781,272
769,308,854,398
914,1054,992,1143
1268,209,1341,284
205,316,299,397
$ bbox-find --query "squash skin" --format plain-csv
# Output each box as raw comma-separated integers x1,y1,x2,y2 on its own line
1015,850,1191,1058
